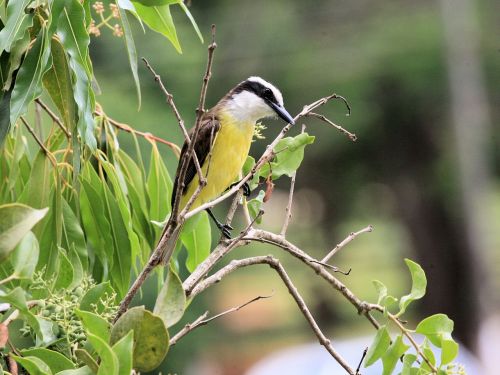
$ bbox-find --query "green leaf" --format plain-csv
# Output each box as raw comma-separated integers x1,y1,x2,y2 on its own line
80,282,116,314
134,0,179,5
440,338,458,366
0,0,32,54
10,231,39,279
38,186,63,275
182,211,211,273
101,180,132,298
110,306,169,372
87,333,119,375
111,330,134,375
421,338,436,371
372,280,387,305
61,198,88,270
57,366,94,375
43,36,77,135
80,179,113,274
260,133,315,179
74,349,98,373
54,247,74,290
178,2,203,43
401,354,417,375
68,243,84,289
381,335,410,375
57,0,96,149
132,2,181,53
10,26,51,126
12,355,51,375
153,266,186,327
76,309,111,342
2,16,33,90
147,143,173,231
116,4,141,108
242,155,260,190
0,89,12,146
18,150,52,211
0,287,57,345
364,325,391,367
21,348,75,373
247,190,265,224
0,203,48,262
415,314,454,345
398,259,427,316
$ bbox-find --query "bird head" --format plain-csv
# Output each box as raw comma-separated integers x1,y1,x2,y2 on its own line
224,76,295,125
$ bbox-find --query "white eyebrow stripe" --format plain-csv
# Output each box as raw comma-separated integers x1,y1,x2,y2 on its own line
247,76,284,106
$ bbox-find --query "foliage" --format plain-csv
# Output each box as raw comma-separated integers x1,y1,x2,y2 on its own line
0,1,465,374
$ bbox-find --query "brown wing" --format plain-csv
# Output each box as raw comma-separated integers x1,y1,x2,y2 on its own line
171,115,220,208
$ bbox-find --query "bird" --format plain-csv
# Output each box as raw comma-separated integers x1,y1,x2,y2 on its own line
157,76,294,265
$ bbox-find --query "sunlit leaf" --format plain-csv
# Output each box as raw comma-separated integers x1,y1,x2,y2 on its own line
116,4,141,107
247,190,265,224
10,231,39,279
21,348,75,373
0,0,33,54
10,27,51,126
18,151,52,211
381,335,409,375
131,2,181,53
87,333,119,375
401,353,417,375
76,309,111,342
57,0,96,149
398,259,427,316
364,325,391,367
178,2,203,43
0,203,48,262
111,330,134,375
12,355,51,375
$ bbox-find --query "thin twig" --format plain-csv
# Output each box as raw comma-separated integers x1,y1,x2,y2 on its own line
356,347,368,375
321,225,373,263
388,314,438,373
170,293,272,346
35,99,71,138
20,116,58,168
95,109,181,157
190,255,357,375
306,112,357,141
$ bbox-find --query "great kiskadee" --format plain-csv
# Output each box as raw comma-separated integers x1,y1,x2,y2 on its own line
159,76,294,264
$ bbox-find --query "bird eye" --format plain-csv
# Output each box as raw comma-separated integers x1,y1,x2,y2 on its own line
263,88,273,99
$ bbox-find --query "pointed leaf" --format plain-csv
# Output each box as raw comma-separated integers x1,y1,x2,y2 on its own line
381,335,410,375
21,348,74,373
153,266,186,326
10,231,39,279
0,203,48,262
43,36,77,135
131,2,181,53
10,26,51,126
76,309,111,342
111,330,134,375
398,259,427,316
0,0,32,54
182,211,211,273
87,333,119,375
364,325,391,367
12,355,51,375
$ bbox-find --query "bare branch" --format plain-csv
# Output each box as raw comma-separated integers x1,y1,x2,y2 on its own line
35,99,71,138
306,112,357,141
95,108,181,157
321,225,374,263
20,116,58,168
355,347,368,375
190,255,358,375
170,294,272,346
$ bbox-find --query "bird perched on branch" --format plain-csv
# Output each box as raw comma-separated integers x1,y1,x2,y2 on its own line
159,76,294,265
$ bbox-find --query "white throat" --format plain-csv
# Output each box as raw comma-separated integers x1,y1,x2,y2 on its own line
225,91,275,123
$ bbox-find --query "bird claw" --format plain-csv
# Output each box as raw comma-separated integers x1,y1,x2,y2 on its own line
218,223,232,239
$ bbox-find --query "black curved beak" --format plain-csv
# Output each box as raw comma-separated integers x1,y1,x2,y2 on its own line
269,101,295,125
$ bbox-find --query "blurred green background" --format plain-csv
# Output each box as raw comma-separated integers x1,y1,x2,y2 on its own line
89,0,499,373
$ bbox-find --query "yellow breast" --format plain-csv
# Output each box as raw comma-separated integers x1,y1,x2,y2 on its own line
180,111,255,211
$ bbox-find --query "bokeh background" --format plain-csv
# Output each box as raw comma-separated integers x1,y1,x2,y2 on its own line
90,0,498,373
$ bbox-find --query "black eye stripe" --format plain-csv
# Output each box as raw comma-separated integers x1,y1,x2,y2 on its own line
233,80,277,104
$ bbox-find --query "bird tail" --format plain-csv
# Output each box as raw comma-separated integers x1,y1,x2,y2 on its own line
156,220,183,266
